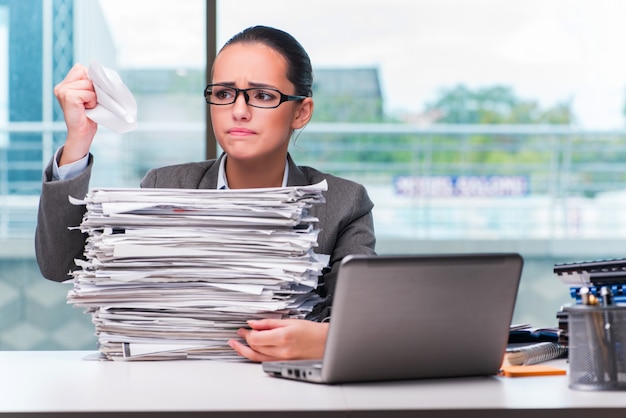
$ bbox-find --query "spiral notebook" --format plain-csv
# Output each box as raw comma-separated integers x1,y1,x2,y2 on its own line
262,253,524,384
503,342,567,366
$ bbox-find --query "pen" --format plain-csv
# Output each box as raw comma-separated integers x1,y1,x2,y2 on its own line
599,286,617,384
580,286,590,305
600,286,614,307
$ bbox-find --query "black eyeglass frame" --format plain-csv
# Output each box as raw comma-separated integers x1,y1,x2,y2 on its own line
204,84,309,109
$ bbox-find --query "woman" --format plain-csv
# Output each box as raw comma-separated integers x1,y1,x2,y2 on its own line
35,25,376,362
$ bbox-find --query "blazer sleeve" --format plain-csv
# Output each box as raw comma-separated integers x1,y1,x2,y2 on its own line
34,155,93,282
306,178,376,321
35,157,218,281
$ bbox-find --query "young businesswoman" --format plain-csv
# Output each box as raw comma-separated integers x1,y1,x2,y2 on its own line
35,26,376,362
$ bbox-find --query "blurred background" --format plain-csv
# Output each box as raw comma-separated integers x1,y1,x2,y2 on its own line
2,0,626,349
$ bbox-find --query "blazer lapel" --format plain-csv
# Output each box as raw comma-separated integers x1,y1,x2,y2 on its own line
286,153,309,186
197,153,225,189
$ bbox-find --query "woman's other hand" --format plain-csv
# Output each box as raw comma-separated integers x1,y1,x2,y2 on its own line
228,318,329,362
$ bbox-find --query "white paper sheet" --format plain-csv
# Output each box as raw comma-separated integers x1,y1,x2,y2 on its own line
85,59,138,134
67,183,330,360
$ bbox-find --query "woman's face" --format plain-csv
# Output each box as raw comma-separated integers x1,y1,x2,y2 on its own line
210,42,312,163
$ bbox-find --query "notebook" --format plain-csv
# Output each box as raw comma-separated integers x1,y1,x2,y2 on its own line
503,342,567,366
262,252,524,384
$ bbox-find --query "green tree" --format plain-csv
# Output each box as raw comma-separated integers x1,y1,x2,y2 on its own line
424,84,574,125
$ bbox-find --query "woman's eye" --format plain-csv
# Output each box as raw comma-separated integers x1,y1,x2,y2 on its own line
215,89,233,99
254,90,276,101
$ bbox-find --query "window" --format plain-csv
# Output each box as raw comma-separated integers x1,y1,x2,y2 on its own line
2,1,623,349
0,6,7,153
0,0,205,350
216,0,626,328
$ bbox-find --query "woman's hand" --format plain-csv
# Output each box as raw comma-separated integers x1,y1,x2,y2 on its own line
228,318,329,362
53,63,98,166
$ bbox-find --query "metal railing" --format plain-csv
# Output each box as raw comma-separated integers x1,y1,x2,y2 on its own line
293,124,626,241
3,122,626,244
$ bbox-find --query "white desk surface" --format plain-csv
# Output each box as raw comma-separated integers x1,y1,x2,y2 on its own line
1,351,626,417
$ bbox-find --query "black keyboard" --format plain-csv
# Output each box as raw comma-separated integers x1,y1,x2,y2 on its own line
554,258,626,285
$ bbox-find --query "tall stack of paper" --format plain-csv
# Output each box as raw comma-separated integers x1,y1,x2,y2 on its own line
67,181,329,361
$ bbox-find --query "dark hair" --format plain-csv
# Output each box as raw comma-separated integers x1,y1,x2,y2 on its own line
220,26,313,97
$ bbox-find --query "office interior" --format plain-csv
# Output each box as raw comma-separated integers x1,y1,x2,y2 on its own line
2,0,626,351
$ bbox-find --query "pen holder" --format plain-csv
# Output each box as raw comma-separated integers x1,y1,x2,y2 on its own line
566,305,626,391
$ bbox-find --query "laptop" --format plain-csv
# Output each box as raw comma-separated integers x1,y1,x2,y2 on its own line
262,253,524,384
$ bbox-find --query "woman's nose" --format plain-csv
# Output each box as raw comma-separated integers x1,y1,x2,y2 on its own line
231,92,250,119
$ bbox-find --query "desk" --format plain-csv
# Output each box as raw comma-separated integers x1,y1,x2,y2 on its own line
1,351,625,417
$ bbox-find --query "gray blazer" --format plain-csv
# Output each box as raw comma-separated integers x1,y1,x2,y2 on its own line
35,153,376,320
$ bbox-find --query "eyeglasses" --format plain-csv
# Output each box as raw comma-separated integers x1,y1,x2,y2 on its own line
204,84,308,109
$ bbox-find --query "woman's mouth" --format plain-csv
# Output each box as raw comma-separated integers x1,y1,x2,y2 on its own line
228,127,255,136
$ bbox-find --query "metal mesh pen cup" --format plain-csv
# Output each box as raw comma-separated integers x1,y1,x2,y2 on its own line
566,305,626,390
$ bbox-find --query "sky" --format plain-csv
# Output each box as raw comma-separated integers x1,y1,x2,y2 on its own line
98,0,626,129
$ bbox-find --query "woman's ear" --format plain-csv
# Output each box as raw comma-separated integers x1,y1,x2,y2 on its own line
292,98,314,129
